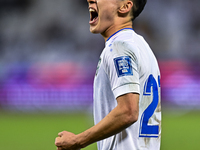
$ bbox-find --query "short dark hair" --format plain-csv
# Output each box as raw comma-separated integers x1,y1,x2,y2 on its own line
131,0,147,20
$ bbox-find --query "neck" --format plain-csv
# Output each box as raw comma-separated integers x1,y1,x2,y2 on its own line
101,21,133,42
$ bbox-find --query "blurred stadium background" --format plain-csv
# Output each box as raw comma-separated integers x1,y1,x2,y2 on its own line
0,0,199,149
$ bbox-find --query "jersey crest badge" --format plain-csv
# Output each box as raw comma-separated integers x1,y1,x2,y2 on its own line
114,56,133,77
95,58,101,76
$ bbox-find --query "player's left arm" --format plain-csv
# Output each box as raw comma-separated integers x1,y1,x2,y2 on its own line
55,93,139,150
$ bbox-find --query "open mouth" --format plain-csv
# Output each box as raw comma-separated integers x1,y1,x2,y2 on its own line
89,8,98,23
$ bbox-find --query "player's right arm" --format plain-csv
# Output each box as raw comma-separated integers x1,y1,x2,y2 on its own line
55,93,139,150
76,93,139,148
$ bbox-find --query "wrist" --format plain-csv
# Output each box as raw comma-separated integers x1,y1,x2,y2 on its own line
75,134,84,149
76,131,91,149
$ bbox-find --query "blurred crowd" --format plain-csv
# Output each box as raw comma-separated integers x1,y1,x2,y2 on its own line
0,0,199,65
0,0,200,110
0,0,103,66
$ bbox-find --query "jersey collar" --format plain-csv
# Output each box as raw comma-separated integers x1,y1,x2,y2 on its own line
106,28,134,42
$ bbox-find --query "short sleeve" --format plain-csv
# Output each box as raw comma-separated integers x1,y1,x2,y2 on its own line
103,40,140,99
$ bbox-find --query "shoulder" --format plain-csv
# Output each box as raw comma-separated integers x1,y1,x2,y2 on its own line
110,39,140,63
103,30,146,63
111,31,143,53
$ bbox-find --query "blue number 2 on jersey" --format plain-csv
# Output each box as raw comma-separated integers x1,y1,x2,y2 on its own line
139,74,160,138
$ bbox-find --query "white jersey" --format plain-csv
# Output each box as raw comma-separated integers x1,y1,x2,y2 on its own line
93,28,161,150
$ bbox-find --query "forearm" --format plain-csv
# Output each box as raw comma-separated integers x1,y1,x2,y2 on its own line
76,104,137,148
54,94,139,149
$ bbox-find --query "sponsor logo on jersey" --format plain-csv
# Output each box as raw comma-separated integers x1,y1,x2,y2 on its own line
114,56,133,77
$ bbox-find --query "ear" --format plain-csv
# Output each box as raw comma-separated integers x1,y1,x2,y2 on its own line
118,0,133,14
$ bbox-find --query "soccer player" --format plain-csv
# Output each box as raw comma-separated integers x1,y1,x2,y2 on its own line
55,0,161,149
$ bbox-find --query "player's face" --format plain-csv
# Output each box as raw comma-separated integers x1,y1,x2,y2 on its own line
87,0,119,35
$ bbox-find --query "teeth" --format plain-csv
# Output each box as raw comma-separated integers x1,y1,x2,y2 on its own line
89,8,96,12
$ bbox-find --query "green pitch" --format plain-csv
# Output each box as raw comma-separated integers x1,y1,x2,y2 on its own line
0,110,199,150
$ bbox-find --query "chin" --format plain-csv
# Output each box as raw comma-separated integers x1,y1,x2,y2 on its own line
90,30,100,34
90,27,100,34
